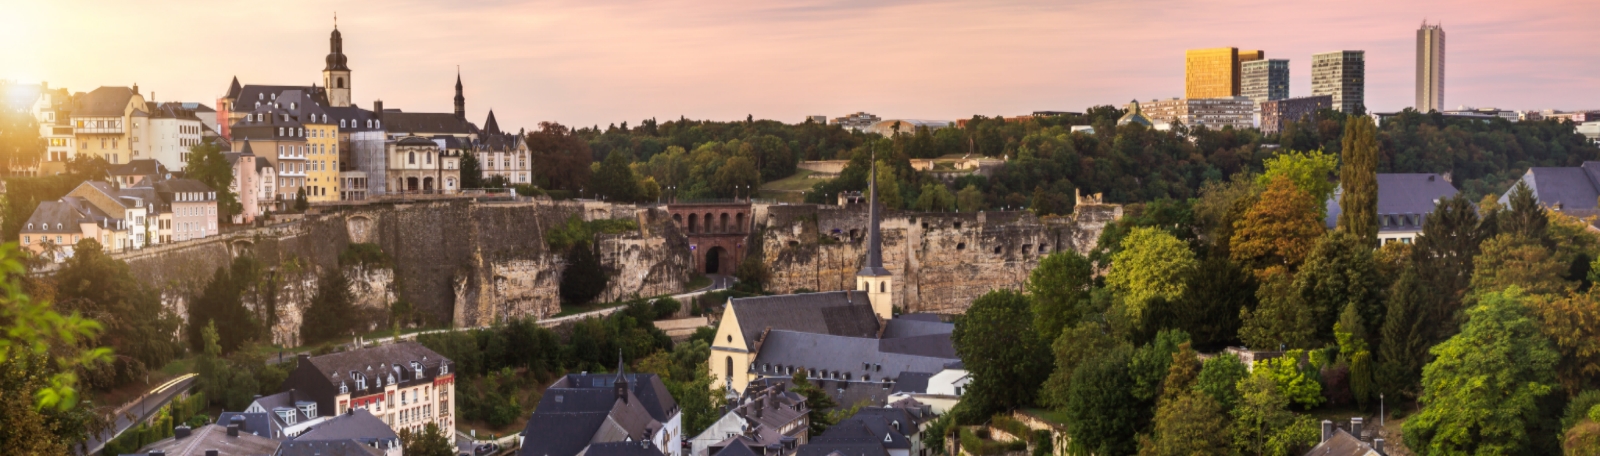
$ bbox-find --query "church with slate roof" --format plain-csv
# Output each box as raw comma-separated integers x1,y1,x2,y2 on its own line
706,154,964,401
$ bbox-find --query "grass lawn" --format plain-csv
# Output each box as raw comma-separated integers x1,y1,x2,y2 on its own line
687,274,712,290
1021,408,1071,428
761,169,821,192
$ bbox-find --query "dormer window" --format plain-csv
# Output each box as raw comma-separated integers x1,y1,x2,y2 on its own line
258,93,264,100
440,363,448,375
341,119,346,128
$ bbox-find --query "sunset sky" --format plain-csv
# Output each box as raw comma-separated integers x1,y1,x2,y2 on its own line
4,0,1597,130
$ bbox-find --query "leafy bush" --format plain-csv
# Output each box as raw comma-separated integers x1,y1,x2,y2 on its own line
339,243,390,267
652,298,681,319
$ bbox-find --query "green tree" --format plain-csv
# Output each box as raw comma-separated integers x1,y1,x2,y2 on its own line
1377,266,1431,399
1403,287,1560,455
1471,233,1571,298
1065,346,1143,456
1129,330,1190,404
951,289,1051,422
712,155,761,199
1196,353,1249,412
915,182,956,212
400,423,456,456
293,187,308,211
1026,251,1094,342
1192,172,1260,257
1157,256,1254,349
1231,175,1325,274
1336,116,1379,246
871,160,904,210
185,139,241,222
559,243,609,306
956,184,985,212
300,268,356,345
1108,227,1197,322
1256,149,1339,214
1140,344,1230,456
1500,181,1549,242
53,239,182,375
459,151,484,189
1251,349,1323,410
593,150,642,202
1527,289,1600,394
1231,374,1320,456
1410,194,1482,346
1293,231,1385,343
188,256,264,354
0,243,108,452
1239,271,1317,350
1038,321,1120,410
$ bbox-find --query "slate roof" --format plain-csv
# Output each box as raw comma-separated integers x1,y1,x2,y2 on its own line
380,111,477,135
110,159,165,177
73,86,139,117
275,440,384,456
1325,173,1459,232
709,438,762,456
291,409,397,447
1510,162,1600,216
1302,428,1381,456
518,412,611,456
218,412,281,440
795,437,890,456
296,342,451,400
819,417,910,450
23,201,90,234
248,389,320,434
558,372,679,422
746,377,897,411
879,333,957,359
135,423,281,456
752,330,957,385
232,85,327,109
880,318,951,340
323,106,382,132
157,178,216,194
585,441,667,456
226,77,243,99
887,372,932,394
396,136,437,147
483,110,501,135
728,291,880,348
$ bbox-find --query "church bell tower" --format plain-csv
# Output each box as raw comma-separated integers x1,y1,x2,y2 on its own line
856,147,894,320
323,17,352,108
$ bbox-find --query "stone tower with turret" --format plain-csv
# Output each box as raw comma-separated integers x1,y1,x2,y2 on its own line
856,150,894,320
323,21,352,108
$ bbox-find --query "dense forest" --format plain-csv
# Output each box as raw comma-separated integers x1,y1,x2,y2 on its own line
521,109,1597,223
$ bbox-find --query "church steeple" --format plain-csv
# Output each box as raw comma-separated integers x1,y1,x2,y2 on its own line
614,350,630,404
322,15,352,107
856,145,893,320
454,68,465,120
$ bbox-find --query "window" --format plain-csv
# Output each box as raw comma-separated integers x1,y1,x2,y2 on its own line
409,151,415,164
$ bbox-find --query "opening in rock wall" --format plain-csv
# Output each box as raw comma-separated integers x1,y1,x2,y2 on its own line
953,222,962,229
956,242,966,250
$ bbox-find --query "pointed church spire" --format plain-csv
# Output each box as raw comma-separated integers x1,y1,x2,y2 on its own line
614,349,631,404
859,145,889,277
454,66,466,120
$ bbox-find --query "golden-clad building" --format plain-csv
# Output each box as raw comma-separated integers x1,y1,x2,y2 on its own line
1186,48,1265,99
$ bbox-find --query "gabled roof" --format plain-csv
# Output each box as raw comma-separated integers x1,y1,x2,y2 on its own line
299,342,451,397
753,330,957,384
232,85,326,108
819,416,910,449
381,111,477,135
275,439,384,456
880,318,952,339
728,291,879,347
710,438,762,456
1325,173,1459,231
483,110,501,135
517,412,611,456
795,436,890,456
73,86,140,117
22,201,90,234
135,423,281,456
218,412,281,440
887,372,933,394
291,409,397,446
585,441,666,456
558,372,679,422
226,77,242,99
1513,162,1600,214
109,159,164,177
1302,428,1381,456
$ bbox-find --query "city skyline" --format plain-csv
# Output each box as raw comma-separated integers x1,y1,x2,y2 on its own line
4,0,1597,129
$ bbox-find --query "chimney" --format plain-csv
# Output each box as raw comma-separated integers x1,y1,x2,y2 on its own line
1321,420,1333,443
174,425,191,439
373,100,384,121
1373,438,1385,455
227,423,239,437
1351,417,1364,441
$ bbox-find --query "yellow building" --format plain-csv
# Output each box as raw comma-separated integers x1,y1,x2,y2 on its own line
305,121,340,202
71,86,149,165
1186,47,1265,99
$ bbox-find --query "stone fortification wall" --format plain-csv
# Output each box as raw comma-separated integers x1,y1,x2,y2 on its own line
760,203,1121,314
117,200,691,347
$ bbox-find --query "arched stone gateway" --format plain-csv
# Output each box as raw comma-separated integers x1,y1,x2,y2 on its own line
665,202,751,274
346,215,375,244
228,238,254,257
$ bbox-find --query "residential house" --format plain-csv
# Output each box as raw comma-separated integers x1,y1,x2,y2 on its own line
106,159,167,187
1324,173,1459,246
146,102,205,171
474,110,532,186
226,149,261,224
156,178,220,242
234,388,329,439
278,342,456,436
690,382,808,456
518,360,682,456
387,136,461,194
71,86,149,165
1303,418,1386,456
1500,161,1600,224
284,408,402,456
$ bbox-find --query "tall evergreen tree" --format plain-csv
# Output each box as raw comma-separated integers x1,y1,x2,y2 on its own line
459,151,483,189
300,268,356,345
1501,181,1549,244
1337,116,1379,246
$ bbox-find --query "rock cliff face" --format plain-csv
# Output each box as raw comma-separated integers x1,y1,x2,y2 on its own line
116,200,690,347
758,203,1122,314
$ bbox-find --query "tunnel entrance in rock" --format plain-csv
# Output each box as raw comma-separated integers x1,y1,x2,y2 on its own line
706,246,727,275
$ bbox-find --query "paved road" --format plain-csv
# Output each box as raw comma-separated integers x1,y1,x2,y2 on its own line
81,373,198,455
